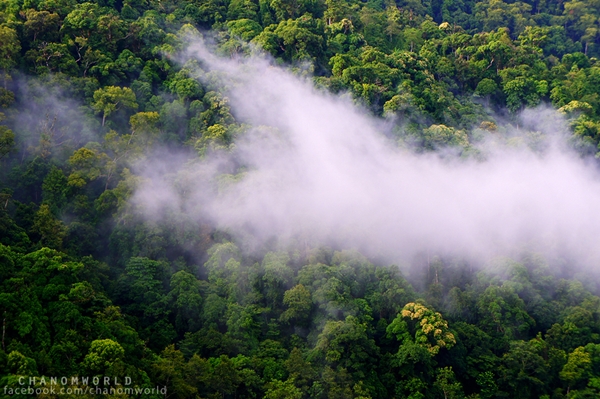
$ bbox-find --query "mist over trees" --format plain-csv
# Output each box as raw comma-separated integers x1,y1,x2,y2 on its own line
2,0,600,397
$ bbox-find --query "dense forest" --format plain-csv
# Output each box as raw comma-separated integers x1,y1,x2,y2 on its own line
3,0,600,397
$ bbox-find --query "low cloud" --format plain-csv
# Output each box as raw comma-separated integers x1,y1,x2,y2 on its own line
10,75,99,159
131,38,600,272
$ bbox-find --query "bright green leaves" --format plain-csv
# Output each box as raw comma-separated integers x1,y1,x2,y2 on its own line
559,100,594,116
388,300,456,393
476,285,535,341
96,112,160,189
560,346,592,391
329,47,402,108
21,247,82,280
314,315,378,374
7,351,37,375
551,65,600,118
475,78,498,96
62,3,101,40
474,0,534,37
325,18,364,56
477,370,498,399
67,147,110,188
501,72,548,112
227,0,259,21
166,67,204,102
190,90,236,155
264,378,303,399
0,25,20,78
386,316,412,343
434,367,464,399
129,111,160,147
546,306,597,353
252,14,324,63
195,123,231,155
280,284,312,324
82,338,125,374
96,13,128,52
562,0,600,54
0,246,105,370
25,42,79,75
422,124,469,150
22,9,60,43
92,85,138,126
201,91,233,127
228,18,264,41
324,0,354,26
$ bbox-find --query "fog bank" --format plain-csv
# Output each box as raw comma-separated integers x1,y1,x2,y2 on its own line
132,39,600,270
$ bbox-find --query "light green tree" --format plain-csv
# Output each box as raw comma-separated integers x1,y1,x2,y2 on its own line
560,346,592,395
82,339,125,374
0,113,14,160
0,26,20,88
92,86,138,126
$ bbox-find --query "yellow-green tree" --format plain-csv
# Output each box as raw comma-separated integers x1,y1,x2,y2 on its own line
398,302,456,355
92,86,138,126
0,25,20,88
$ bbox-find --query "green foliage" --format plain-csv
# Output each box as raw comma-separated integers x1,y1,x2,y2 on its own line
2,0,600,397
264,378,303,399
82,338,125,373
422,124,469,150
42,166,68,214
399,302,456,355
253,14,324,62
92,86,138,126
434,366,464,399
0,116,14,159
280,284,312,324
31,204,66,249
168,270,203,333
0,25,20,83
561,346,592,391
